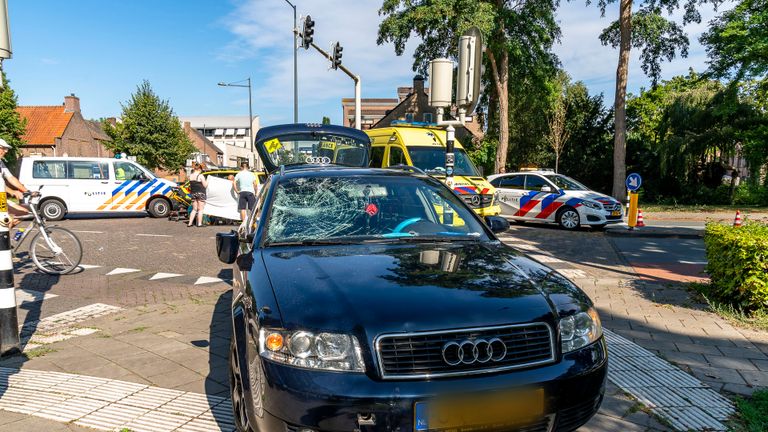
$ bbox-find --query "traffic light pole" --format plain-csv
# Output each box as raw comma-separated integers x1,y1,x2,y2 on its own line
307,40,361,130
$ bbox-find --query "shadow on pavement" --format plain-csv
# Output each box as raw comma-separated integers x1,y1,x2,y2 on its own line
206,290,233,430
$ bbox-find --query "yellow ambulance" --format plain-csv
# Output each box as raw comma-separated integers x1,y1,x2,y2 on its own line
366,125,501,216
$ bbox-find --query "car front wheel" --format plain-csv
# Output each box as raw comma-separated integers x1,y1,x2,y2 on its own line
557,207,581,230
147,198,170,218
40,199,66,221
230,340,253,432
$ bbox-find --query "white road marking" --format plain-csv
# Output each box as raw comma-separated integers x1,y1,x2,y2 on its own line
527,254,564,264
194,276,224,285
106,268,141,276
71,230,104,234
16,289,58,305
0,368,235,431
149,272,183,281
79,264,101,270
136,233,173,238
604,329,733,431
19,303,123,351
679,260,707,265
557,269,588,279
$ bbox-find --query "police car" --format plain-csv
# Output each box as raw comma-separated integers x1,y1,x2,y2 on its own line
488,170,623,230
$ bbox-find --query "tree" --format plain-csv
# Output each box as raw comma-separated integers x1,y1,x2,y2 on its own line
0,71,26,167
377,0,560,173
701,0,767,81
547,74,570,172
322,116,331,125
587,0,714,199
103,81,195,171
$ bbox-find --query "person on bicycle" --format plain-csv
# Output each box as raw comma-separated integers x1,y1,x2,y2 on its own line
0,139,34,227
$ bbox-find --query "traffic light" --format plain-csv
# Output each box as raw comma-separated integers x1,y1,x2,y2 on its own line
301,15,315,49
332,42,343,70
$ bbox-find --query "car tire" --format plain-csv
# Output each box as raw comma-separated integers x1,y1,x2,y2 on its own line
229,340,254,432
39,199,66,221
556,207,581,231
147,198,171,218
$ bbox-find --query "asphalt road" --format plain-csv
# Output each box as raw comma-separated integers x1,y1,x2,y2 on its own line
610,235,708,283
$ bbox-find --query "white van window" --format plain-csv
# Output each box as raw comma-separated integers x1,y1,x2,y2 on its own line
32,161,67,179
68,161,109,180
114,161,145,181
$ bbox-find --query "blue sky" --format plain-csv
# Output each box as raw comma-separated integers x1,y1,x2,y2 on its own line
6,0,729,126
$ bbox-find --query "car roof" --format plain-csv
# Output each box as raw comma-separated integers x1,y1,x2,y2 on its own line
255,123,370,144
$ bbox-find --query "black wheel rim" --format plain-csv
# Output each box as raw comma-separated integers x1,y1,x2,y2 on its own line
230,346,250,430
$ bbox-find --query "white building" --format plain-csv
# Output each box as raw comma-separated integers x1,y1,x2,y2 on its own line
178,115,261,169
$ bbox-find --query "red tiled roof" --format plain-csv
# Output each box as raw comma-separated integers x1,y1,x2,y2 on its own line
17,106,74,145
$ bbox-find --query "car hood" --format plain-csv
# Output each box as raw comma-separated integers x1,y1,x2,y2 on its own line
260,242,562,338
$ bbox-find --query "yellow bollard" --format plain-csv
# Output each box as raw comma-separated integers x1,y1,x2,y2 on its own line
627,192,639,228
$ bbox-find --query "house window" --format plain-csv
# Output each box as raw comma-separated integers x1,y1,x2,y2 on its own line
423,113,433,123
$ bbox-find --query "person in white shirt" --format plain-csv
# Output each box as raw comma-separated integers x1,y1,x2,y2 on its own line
0,139,32,227
233,161,257,221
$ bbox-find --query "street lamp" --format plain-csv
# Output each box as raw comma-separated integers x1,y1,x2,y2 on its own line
218,78,254,164
283,0,298,123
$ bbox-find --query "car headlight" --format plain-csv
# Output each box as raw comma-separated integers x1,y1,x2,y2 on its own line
259,328,365,372
560,307,602,353
582,200,602,210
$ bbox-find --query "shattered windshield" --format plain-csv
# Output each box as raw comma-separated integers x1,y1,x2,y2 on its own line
406,147,481,176
262,133,369,168
265,175,489,245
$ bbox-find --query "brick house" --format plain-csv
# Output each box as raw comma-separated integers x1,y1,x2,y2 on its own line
368,75,484,145
17,94,112,158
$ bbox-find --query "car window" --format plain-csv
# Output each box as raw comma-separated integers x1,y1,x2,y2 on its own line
406,147,481,177
264,175,488,245
369,146,385,168
493,175,524,189
524,175,550,191
543,174,588,191
389,146,407,166
68,161,109,180
32,161,67,179
114,162,145,181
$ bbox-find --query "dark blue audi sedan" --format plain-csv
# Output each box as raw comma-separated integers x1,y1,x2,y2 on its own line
216,123,607,432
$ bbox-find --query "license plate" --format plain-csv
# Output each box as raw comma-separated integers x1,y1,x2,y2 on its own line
611,210,621,216
415,388,545,431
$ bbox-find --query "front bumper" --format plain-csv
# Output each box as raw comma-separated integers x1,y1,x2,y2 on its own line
473,204,501,217
250,337,607,432
579,207,623,225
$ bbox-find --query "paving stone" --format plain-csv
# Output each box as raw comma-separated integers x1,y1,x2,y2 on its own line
739,370,768,387
145,368,204,389
722,383,759,396
674,342,722,356
704,354,759,371
663,351,711,369
717,345,768,360
692,366,747,385
752,359,768,371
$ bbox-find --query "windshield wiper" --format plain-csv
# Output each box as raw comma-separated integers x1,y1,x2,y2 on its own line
266,238,364,247
379,234,482,243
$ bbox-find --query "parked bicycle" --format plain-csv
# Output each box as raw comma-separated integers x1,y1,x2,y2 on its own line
12,190,82,275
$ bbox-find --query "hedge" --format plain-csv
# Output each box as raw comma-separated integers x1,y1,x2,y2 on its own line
704,222,768,311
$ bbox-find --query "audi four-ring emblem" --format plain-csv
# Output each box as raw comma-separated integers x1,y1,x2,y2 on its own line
305,156,331,164
441,338,507,366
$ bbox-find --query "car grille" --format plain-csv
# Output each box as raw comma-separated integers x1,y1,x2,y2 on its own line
376,323,555,379
603,204,622,212
461,194,494,208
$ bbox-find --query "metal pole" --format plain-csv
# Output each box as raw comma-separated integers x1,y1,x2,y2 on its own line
0,59,3,91
292,3,298,123
354,76,361,130
445,124,456,189
248,77,254,165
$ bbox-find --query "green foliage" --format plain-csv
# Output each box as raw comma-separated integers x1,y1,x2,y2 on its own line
703,222,768,311
701,0,768,80
103,81,195,171
321,116,331,125
599,7,689,84
0,71,27,167
467,137,497,175
733,389,768,432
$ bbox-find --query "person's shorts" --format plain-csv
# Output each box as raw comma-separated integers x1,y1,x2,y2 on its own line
238,192,256,211
191,192,206,201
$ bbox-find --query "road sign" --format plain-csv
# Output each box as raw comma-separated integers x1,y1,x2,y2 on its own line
626,173,642,192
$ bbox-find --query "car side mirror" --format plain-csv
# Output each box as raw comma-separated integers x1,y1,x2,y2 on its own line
540,186,552,193
484,216,510,233
216,230,238,264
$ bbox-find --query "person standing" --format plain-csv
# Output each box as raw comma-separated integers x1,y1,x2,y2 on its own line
187,163,208,227
233,161,257,221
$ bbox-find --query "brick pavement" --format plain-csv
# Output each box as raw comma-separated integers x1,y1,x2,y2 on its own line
500,225,768,397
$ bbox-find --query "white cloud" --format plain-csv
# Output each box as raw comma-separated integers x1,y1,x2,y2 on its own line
219,0,418,124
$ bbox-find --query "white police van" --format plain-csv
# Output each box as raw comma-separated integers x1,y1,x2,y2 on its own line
18,157,177,220
488,170,623,230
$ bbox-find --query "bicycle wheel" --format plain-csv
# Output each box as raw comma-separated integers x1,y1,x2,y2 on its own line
30,227,83,275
